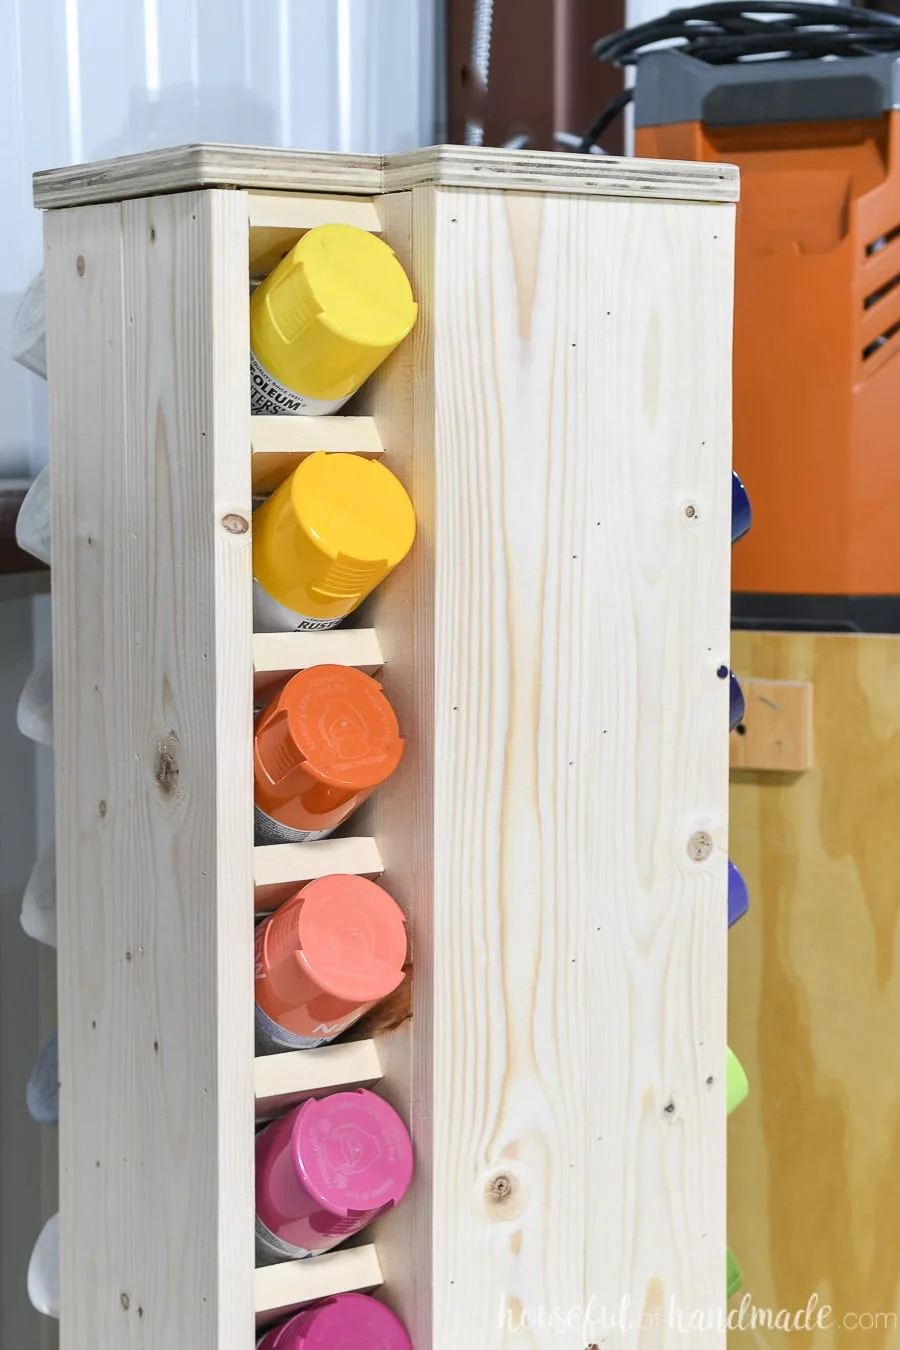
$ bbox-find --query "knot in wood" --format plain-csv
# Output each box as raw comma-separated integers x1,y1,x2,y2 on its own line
484,1167,526,1221
222,513,249,535
490,1174,512,1202
154,734,180,799
687,830,713,862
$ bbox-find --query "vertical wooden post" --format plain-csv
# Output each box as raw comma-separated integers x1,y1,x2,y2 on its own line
367,177,735,1348
46,190,255,1350
36,145,737,1350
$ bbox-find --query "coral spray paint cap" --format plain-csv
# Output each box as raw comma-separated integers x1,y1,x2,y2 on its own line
732,470,752,545
293,1089,413,1219
256,875,407,1044
253,453,416,627
729,672,745,732
251,224,417,412
727,860,749,928
258,1294,413,1350
726,1048,749,1115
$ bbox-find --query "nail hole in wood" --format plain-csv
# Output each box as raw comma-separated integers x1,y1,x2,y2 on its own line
121,1293,130,1311
99,800,107,818
76,255,85,276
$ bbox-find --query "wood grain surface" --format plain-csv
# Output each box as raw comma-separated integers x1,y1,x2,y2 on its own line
253,1244,383,1323
729,631,900,1349
250,414,385,494
254,1039,382,1119
252,628,384,700
46,191,254,1350
34,143,740,211
253,837,384,913
362,183,735,1349
248,191,381,274
729,677,813,774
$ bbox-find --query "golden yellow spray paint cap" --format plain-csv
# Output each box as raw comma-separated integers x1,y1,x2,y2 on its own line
250,225,417,411
253,453,416,625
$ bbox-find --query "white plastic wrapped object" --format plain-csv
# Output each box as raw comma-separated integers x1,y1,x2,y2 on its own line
16,466,51,566
21,842,57,948
27,1213,59,1319
17,651,53,746
10,272,46,380
27,1031,59,1126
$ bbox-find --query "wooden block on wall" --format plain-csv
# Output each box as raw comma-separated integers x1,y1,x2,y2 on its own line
730,677,813,772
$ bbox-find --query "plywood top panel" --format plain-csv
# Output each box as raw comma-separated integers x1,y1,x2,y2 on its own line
34,143,739,210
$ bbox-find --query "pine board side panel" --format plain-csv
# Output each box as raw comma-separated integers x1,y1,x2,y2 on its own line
728,632,900,1350
427,189,733,1349
45,190,254,1350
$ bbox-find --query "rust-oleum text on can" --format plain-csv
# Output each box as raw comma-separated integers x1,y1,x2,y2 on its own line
250,224,417,417
253,665,403,844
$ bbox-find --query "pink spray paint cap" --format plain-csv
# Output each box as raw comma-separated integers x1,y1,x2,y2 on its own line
294,1089,413,1223
258,1294,412,1350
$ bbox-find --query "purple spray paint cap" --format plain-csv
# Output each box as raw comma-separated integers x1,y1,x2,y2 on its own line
258,1294,412,1350
732,470,751,545
727,860,749,927
294,1089,413,1222
729,672,745,732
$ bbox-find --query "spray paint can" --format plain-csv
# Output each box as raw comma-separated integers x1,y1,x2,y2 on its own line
250,225,417,417
254,666,403,845
255,1089,413,1263
257,1294,412,1350
255,875,407,1052
252,453,415,633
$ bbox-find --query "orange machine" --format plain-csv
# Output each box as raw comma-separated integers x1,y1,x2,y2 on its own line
585,9,900,630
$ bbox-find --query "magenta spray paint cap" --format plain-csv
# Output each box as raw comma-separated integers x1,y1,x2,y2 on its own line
256,1089,413,1259
257,1294,412,1350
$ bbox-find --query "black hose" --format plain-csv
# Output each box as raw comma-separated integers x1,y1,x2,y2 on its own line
578,0,900,151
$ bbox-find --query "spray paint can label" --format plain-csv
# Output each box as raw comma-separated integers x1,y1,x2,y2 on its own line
254,805,335,846
250,349,347,417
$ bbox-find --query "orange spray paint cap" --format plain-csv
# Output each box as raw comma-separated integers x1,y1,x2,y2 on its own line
255,875,407,1051
254,665,403,844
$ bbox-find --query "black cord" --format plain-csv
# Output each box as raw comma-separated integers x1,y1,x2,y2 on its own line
577,0,900,151
576,88,634,153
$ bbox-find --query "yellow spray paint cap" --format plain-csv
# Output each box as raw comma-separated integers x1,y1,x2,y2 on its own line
253,453,416,628
726,1047,749,1115
250,224,417,414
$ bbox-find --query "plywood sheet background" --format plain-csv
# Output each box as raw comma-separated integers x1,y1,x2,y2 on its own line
729,631,900,1348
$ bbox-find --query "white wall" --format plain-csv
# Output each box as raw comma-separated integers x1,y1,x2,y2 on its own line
0,4,441,1345
1,0,442,480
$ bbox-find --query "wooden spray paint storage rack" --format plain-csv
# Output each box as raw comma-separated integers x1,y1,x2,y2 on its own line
35,144,738,1349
